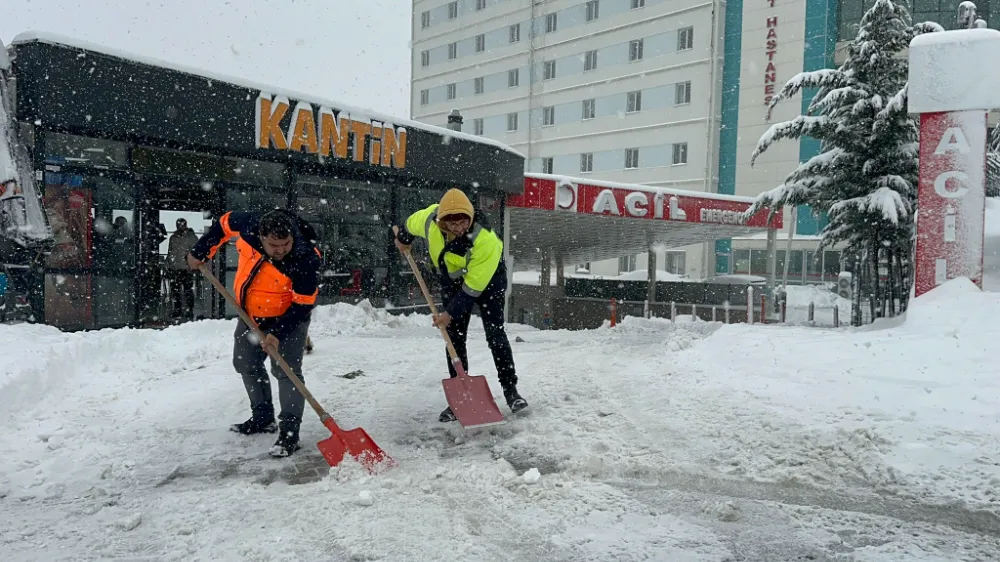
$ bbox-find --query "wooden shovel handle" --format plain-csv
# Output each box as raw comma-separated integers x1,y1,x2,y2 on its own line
398,247,463,365
197,263,332,424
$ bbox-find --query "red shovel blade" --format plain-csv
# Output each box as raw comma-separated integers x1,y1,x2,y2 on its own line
442,373,506,428
317,418,397,474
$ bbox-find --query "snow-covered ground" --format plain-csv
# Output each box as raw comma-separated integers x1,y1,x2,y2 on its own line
2,280,1000,561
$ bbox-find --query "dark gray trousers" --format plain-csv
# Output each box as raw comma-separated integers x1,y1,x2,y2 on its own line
232,319,310,426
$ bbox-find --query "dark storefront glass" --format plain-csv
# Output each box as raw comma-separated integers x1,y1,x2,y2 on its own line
40,171,137,329
296,176,392,303
90,177,137,328
133,147,286,187
46,133,130,169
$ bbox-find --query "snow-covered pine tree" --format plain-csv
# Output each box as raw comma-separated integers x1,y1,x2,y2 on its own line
743,0,941,324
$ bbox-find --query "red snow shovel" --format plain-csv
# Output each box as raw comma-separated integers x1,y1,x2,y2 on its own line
198,264,396,473
398,248,506,428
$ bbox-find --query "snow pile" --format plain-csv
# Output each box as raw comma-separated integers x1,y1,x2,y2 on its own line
781,283,851,325
908,27,1000,114
899,276,986,331
308,299,427,337
663,277,1000,509
598,314,722,352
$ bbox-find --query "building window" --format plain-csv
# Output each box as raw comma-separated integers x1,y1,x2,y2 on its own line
543,60,556,80
631,0,645,8
542,106,555,126
508,68,520,87
473,118,484,135
448,42,458,60
446,83,456,100
625,148,640,169
672,143,688,165
448,1,458,19
421,11,430,28
629,39,644,62
584,50,598,71
675,81,692,104
507,112,519,131
545,13,558,33
580,153,593,173
510,23,521,43
619,255,637,273
626,90,642,113
476,0,487,10
420,89,429,105
582,99,596,120
586,0,600,21
542,157,554,174
474,77,484,94
678,27,694,50
421,50,430,67
475,34,486,53
664,251,686,275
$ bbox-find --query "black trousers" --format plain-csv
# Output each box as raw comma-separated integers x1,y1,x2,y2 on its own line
233,319,310,426
442,268,517,390
167,269,195,318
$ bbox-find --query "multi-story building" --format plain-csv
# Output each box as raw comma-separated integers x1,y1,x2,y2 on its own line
411,0,997,286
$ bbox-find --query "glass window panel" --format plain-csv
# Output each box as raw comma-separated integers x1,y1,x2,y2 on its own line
750,249,769,275
91,177,136,271
787,250,804,276
806,250,822,276
45,133,129,169
823,251,842,276
295,177,392,302
44,273,93,330
42,172,93,269
733,250,750,274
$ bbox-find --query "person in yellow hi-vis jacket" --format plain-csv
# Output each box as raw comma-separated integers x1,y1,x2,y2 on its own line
393,188,528,422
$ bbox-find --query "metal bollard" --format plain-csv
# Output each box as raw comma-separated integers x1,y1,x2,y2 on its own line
833,306,840,327
691,303,697,321
712,305,718,322
808,302,815,322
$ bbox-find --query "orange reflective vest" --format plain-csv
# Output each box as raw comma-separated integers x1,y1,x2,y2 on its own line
190,211,321,329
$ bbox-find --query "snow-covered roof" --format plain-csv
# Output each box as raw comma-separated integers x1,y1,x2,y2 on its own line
525,173,760,204
10,30,524,159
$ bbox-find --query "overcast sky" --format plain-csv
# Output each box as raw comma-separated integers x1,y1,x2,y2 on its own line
2,0,413,117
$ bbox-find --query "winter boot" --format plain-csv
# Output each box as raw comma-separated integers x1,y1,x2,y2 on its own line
438,406,457,423
269,421,301,458
504,386,528,414
229,416,278,435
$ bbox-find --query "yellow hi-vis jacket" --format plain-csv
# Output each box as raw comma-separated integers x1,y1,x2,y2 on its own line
402,203,503,314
